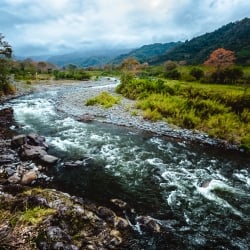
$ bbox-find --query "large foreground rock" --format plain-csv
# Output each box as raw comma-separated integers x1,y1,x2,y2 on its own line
0,186,135,249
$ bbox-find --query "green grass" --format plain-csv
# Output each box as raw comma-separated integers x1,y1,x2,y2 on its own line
85,91,121,108
10,207,56,226
19,207,55,225
117,74,250,151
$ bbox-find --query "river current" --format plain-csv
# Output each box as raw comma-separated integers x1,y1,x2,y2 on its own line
3,81,250,249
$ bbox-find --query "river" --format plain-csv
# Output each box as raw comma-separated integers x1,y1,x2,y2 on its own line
3,80,250,249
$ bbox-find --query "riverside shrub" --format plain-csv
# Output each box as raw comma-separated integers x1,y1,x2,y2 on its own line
85,92,121,108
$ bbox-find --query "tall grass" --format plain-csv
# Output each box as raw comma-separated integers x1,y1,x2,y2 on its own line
117,73,250,150
85,91,121,108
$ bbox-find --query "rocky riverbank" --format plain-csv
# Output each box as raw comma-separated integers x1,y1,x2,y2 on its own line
56,77,240,151
0,107,136,250
0,88,165,249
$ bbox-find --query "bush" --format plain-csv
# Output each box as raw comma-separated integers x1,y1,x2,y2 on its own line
85,92,121,108
240,108,250,123
190,68,204,80
241,134,250,151
2,83,15,94
143,109,162,121
182,74,196,82
205,113,240,141
223,67,244,84
188,99,230,119
181,110,201,129
210,67,244,84
164,69,181,80
164,61,177,71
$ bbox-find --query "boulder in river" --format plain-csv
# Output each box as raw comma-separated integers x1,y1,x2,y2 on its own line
40,154,59,165
27,133,48,149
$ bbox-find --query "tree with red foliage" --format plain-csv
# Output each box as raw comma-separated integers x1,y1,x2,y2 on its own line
204,48,235,70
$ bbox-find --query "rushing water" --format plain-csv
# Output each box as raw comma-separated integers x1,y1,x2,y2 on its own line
4,82,250,249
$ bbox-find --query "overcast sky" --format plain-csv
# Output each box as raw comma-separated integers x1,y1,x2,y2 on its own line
0,0,249,56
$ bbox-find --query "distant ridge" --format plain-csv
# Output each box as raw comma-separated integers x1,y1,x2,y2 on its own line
150,18,250,65
110,42,181,65
47,49,130,67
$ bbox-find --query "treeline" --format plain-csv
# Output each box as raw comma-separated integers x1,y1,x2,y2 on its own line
162,62,247,85
53,64,91,80
9,59,56,80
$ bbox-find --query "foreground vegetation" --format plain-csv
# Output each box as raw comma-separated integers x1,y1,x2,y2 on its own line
116,73,250,151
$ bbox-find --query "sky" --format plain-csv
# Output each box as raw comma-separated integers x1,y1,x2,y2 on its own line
0,0,249,56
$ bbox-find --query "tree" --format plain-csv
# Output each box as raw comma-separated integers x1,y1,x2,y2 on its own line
190,68,204,80
37,61,48,73
223,67,243,84
0,34,13,94
163,61,180,79
164,61,177,71
204,48,235,70
121,57,139,71
0,33,12,58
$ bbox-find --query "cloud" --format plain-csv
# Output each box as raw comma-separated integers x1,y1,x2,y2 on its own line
0,0,249,56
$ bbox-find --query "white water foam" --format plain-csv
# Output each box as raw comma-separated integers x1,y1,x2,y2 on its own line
233,169,250,187
195,179,243,218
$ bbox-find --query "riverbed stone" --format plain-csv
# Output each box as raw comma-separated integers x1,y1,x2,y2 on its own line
27,133,48,149
64,161,82,168
110,198,127,208
0,154,15,164
46,226,71,242
8,173,21,184
137,215,161,233
21,170,37,185
98,206,116,220
40,154,59,165
11,134,27,148
0,107,14,127
21,144,47,159
4,167,16,176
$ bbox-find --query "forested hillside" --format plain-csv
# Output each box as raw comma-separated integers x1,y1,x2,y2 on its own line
151,18,250,65
111,42,180,65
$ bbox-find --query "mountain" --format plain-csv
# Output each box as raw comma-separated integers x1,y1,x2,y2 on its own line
151,18,250,65
46,43,180,67
47,48,130,67
110,42,181,65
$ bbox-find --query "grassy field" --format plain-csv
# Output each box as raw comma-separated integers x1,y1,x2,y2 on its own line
116,73,250,151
